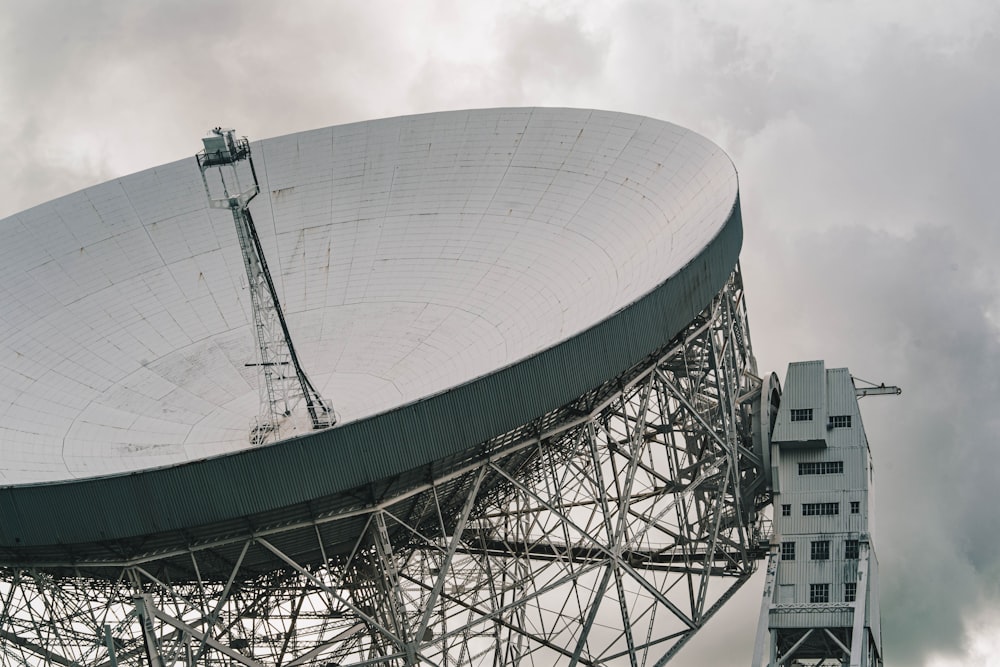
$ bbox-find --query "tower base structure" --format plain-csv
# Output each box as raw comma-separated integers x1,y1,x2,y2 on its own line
0,269,771,667
751,362,884,667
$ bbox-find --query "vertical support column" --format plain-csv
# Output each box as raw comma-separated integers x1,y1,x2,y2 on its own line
751,550,779,667
132,594,165,667
372,511,410,657
103,625,119,667
849,540,871,667
412,467,487,648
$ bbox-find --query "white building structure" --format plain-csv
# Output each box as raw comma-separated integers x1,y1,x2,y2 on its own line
753,361,883,666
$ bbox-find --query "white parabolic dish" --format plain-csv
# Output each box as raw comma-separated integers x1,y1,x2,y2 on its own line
0,108,739,487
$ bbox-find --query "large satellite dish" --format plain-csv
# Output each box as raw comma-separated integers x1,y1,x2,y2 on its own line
0,109,761,664
1,107,739,552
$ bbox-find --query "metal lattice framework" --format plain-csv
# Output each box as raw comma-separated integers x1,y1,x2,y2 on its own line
0,270,769,666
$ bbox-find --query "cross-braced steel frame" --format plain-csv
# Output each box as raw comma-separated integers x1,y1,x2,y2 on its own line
0,269,770,666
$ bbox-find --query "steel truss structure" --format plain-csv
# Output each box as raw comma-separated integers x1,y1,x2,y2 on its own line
0,270,770,667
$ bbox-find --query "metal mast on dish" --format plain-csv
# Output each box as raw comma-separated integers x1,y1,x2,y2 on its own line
196,128,335,443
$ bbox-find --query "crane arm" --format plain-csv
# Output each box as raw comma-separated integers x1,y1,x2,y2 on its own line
852,376,902,398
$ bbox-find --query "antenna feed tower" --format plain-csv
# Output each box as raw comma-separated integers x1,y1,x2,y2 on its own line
197,128,336,444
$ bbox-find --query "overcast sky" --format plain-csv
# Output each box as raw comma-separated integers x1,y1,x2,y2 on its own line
2,1,998,665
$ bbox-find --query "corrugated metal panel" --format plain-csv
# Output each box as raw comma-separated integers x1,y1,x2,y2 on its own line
771,361,828,447
771,540,864,628
826,368,855,418
777,451,869,494
775,492,869,537
824,369,873,494
776,556,860,588
770,610,854,629
774,488,861,536
826,368,871,463
868,546,881,644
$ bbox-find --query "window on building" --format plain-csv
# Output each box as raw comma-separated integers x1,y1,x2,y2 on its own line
781,504,791,517
850,501,861,514
802,502,839,516
829,415,852,428
845,539,860,560
845,582,857,602
810,540,830,560
781,541,796,561
791,408,813,422
809,583,830,603
798,461,844,475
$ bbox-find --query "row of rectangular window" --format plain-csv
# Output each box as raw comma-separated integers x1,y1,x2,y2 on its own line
798,461,844,475
809,582,857,603
787,409,852,428
781,501,861,516
803,502,839,516
781,539,860,561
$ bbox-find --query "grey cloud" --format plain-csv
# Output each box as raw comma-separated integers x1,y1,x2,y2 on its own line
497,11,610,95
404,7,609,111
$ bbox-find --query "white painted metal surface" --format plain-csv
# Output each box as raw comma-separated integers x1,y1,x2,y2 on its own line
0,108,738,484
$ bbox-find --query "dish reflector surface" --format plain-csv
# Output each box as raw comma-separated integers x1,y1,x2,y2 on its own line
0,108,737,484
